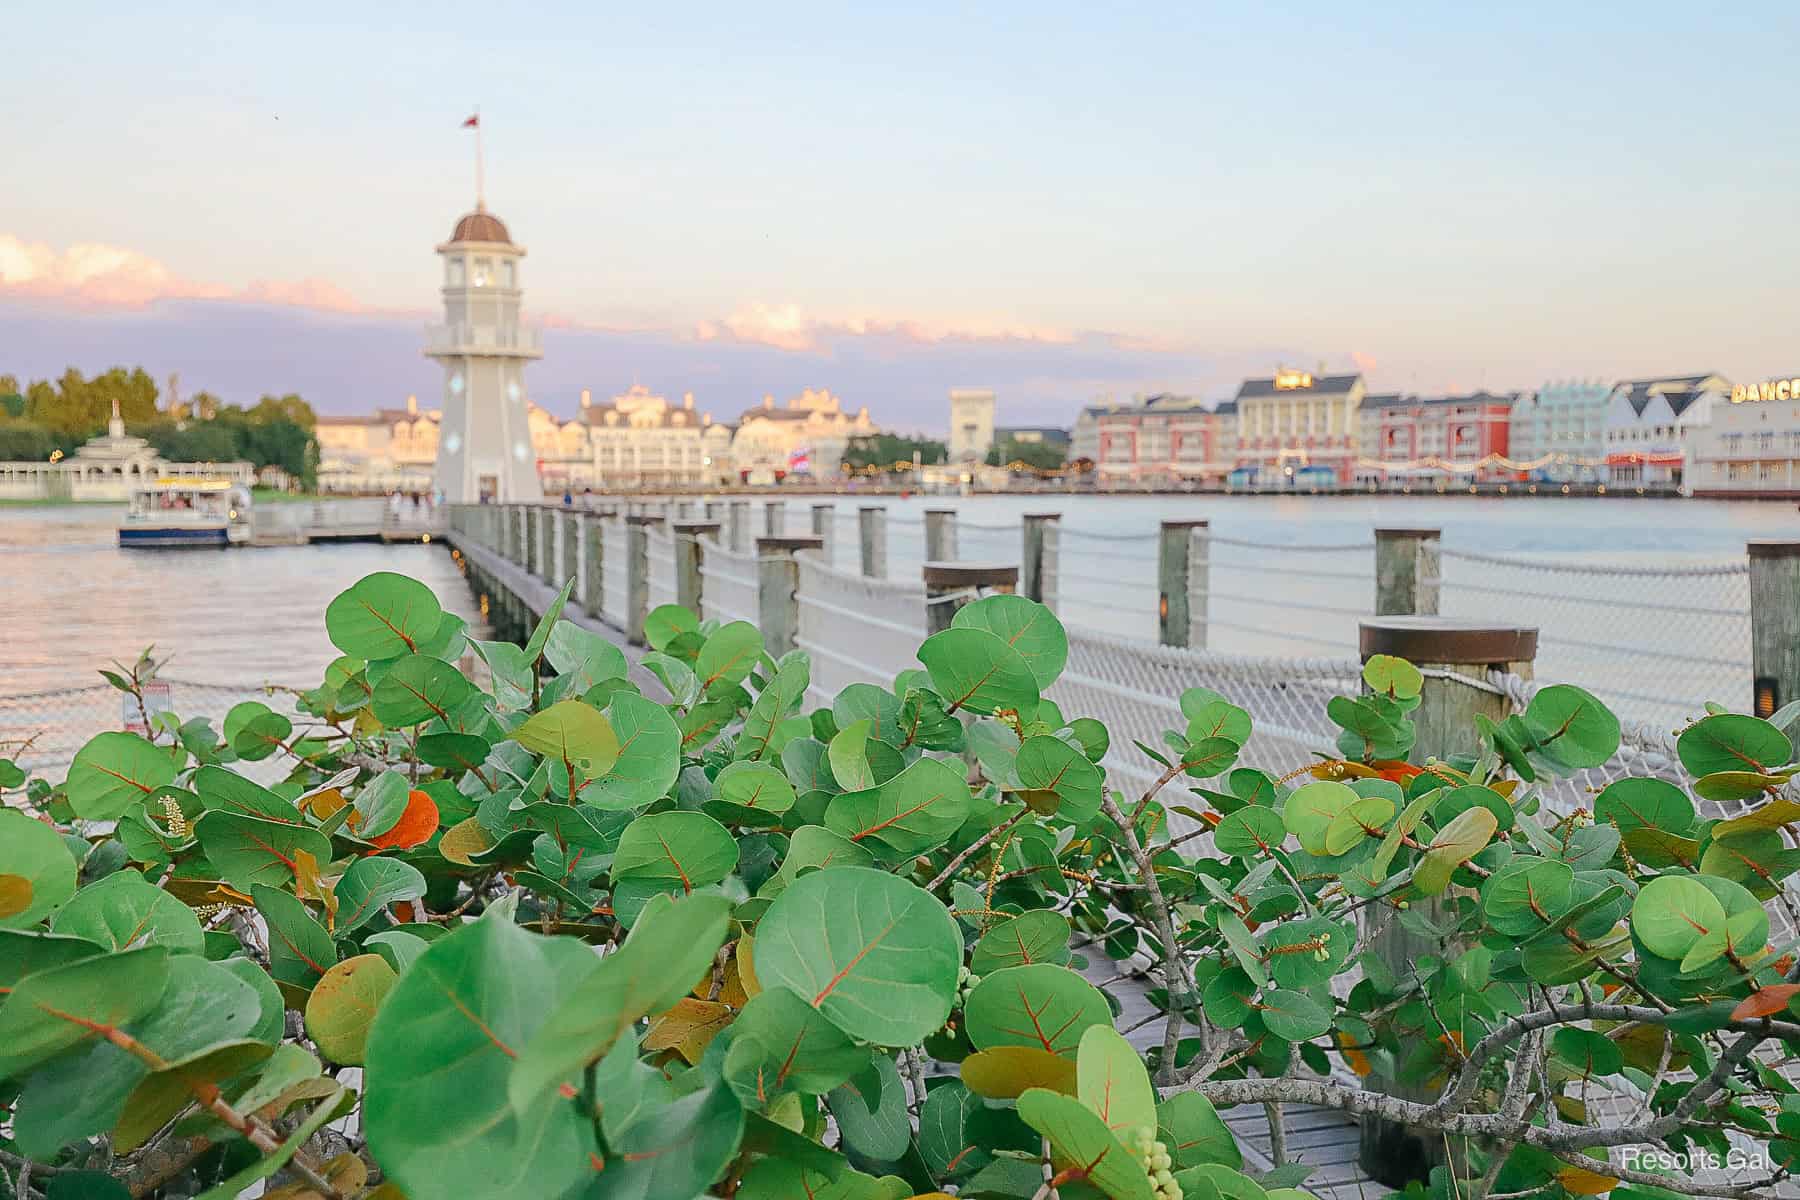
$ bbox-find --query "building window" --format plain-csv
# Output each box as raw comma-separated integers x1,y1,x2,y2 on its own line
473,258,492,287
502,260,516,288
446,257,465,286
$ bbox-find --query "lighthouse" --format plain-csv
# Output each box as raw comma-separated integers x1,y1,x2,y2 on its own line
426,204,544,503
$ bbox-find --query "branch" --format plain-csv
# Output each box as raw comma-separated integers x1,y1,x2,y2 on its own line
1101,792,1197,1081
925,809,1025,892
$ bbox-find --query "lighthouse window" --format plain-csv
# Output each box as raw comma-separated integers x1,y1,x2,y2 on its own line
502,260,515,288
446,257,465,286
473,258,491,287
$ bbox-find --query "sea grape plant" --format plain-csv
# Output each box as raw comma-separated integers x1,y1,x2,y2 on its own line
1,568,1798,1200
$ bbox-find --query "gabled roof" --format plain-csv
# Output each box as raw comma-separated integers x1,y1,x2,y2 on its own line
1236,373,1362,399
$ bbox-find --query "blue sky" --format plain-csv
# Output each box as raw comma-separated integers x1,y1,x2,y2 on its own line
4,2,1795,430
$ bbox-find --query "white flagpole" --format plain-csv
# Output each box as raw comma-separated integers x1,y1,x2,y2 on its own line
474,106,485,210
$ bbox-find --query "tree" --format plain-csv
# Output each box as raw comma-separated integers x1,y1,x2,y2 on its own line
843,431,947,470
0,422,57,459
986,436,1068,472
248,392,316,431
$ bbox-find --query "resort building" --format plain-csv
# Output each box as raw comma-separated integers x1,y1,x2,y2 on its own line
948,389,997,461
1507,379,1611,482
1689,374,1800,498
314,396,439,493
1069,404,1108,463
995,426,1072,454
1091,393,1238,488
1232,370,1365,486
1601,373,1730,489
576,385,732,488
730,388,876,479
1354,391,1517,485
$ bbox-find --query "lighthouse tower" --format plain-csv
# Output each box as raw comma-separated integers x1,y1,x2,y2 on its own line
426,205,543,503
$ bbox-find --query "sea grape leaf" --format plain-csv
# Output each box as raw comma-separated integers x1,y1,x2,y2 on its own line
754,866,960,1047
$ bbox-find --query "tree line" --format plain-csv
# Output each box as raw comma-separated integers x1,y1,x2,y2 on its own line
0,367,319,487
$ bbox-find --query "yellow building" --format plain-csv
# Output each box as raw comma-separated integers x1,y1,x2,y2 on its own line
314,395,439,492
577,385,732,488
731,388,875,479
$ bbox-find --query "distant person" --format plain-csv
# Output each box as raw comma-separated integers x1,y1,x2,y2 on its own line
562,488,573,507
388,490,402,517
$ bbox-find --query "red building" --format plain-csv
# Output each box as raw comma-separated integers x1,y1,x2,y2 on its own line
1356,391,1516,484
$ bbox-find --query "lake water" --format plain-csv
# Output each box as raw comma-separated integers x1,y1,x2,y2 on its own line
2,496,1795,733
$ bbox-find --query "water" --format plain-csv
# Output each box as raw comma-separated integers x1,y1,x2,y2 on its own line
2,495,1795,725
0,506,483,695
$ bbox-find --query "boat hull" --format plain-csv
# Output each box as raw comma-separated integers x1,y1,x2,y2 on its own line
118,526,234,548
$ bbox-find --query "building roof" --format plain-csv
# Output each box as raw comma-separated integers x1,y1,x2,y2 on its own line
1363,390,1520,412
1236,373,1362,399
448,209,514,246
580,404,705,430
1214,400,1238,415
1618,380,1712,419
996,426,1071,441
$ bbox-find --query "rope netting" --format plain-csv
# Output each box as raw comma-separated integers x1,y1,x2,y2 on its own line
698,535,758,627
0,679,304,783
1435,543,1753,727
1051,525,1160,640
794,552,927,705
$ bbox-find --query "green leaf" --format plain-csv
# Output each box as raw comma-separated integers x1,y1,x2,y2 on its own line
824,754,971,857
522,576,579,664
1258,988,1332,1041
508,700,620,779
1551,1027,1624,1078
829,718,879,791
1214,806,1286,859
1678,713,1794,777
762,826,875,899
1016,735,1104,823
1362,654,1423,700
755,866,961,1047
325,571,444,660
611,811,739,920
834,683,904,745
708,760,797,825
725,985,865,1100
1077,1024,1157,1138
545,620,631,690
304,954,396,1065
0,945,170,1080
251,883,337,991
364,915,599,1200
1632,875,1728,960
192,765,300,823
1324,795,1394,855
965,963,1112,1057
950,593,1069,690
576,691,680,810
66,732,177,821
970,910,1072,974
508,891,733,1111
193,811,332,892
827,1053,911,1161
1017,1087,1154,1200
920,1080,1032,1180
1181,692,1253,747
333,856,426,933
50,871,203,954
1520,684,1621,771
898,687,965,752
0,808,77,929
371,653,476,727
1412,805,1498,896
645,602,700,651
697,620,765,693
0,930,105,991
603,1076,746,1199
1159,1091,1242,1170
1281,781,1356,856
918,627,1040,716
221,701,292,761
1480,857,1575,937
353,769,411,839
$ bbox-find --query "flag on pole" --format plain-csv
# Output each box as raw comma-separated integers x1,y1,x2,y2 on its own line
462,114,480,128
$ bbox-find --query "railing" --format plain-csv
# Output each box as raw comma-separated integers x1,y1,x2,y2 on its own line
698,537,758,627
646,525,678,613
794,552,925,703
422,323,542,356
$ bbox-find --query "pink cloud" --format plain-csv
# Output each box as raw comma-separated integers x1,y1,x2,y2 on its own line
692,300,1075,352
0,234,389,316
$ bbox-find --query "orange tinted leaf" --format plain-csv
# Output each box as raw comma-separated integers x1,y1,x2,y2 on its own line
1732,983,1800,1021
1555,1163,1618,1195
367,790,439,851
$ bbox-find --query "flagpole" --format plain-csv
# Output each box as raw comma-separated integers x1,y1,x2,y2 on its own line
474,106,485,211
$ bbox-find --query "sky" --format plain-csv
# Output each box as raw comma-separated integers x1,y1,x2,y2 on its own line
3,2,1795,432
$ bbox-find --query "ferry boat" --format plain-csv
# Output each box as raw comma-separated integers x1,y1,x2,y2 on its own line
118,479,254,548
